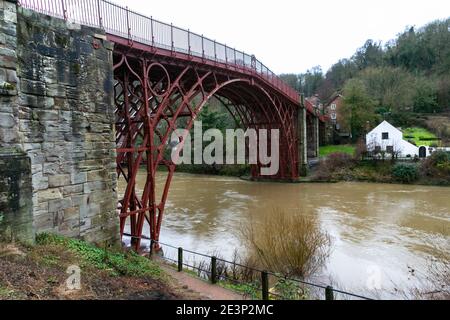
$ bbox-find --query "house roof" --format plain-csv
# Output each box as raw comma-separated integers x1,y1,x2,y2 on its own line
324,93,343,107
368,121,403,135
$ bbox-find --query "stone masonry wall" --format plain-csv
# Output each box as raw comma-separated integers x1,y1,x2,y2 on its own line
0,0,20,148
0,151,33,243
0,0,119,245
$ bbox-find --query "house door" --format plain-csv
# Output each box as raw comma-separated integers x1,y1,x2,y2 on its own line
419,146,427,158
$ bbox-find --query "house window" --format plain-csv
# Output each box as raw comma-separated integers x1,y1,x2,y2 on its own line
331,113,337,120
382,132,389,140
386,146,394,153
375,146,381,153
331,104,337,110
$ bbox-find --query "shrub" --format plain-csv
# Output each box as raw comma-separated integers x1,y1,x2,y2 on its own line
240,209,331,279
325,152,354,170
314,152,355,181
420,151,450,180
392,164,419,183
354,139,368,160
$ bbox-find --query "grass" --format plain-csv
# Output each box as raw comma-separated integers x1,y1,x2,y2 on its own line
0,286,17,299
219,281,260,299
36,233,163,279
319,145,356,158
403,127,439,147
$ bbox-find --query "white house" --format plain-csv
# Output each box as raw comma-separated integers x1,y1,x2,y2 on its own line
366,121,420,158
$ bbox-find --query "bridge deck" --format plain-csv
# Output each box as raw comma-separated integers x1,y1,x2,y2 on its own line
18,0,299,103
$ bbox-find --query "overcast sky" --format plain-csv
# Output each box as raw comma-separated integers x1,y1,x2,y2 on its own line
119,0,449,75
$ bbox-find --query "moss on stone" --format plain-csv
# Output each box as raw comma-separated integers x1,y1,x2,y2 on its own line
55,34,69,48
71,62,81,75
1,82,15,90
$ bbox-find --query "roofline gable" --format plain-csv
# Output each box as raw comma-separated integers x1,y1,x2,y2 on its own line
368,121,403,135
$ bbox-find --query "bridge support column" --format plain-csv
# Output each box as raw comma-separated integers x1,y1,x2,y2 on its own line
0,4,119,245
314,116,320,158
0,0,33,243
298,106,308,177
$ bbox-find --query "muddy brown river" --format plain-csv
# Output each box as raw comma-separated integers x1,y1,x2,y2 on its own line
120,172,450,299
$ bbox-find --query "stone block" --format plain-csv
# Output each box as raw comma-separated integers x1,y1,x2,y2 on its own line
83,181,106,194
0,68,6,82
0,127,18,144
71,172,87,184
0,112,15,128
46,83,66,98
63,184,83,196
64,206,80,220
6,69,18,83
48,174,70,187
87,169,107,182
35,109,59,121
33,213,54,233
43,162,60,175
37,188,62,203
20,78,45,96
32,171,49,191
48,197,72,213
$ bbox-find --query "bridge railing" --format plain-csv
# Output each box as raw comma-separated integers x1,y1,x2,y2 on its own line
18,0,300,103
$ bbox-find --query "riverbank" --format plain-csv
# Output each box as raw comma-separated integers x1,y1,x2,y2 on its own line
310,152,450,187
0,234,213,300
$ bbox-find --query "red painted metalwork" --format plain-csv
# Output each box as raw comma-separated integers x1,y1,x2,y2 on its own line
18,0,323,249
18,0,318,111
113,43,299,249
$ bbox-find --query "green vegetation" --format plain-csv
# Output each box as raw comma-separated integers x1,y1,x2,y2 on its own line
392,164,419,183
219,282,260,299
281,18,450,140
313,151,450,186
403,127,439,146
320,145,356,158
36,233,163,278
341,79,380,141
0,286,17,299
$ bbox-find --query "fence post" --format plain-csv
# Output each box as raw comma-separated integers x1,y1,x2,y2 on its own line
211,256,217,284
61,0,67,20
261,271,269,300
126,6,131,42
188,29,191,56
150,16,154,46
201,35,205,60
149,240,154,257
97,0,103,28
326,286,335,300
171,23,174,52
178,247,183,272
225,44,228,66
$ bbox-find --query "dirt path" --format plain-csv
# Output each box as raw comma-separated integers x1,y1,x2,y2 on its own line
158,261,247,300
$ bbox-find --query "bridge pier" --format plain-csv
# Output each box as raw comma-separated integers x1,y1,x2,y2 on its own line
0,2,119,244
314,116,320,157
298,101,308,177
306,114,319,159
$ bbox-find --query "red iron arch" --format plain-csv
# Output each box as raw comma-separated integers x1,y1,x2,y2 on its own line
114,49,299,250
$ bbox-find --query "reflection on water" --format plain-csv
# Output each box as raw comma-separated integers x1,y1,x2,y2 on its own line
119,171,450,299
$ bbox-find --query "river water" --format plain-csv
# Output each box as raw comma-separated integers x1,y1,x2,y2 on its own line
119,172,450,299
